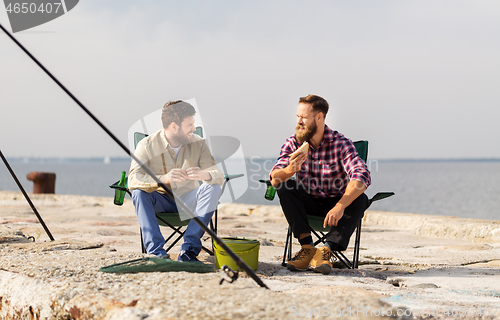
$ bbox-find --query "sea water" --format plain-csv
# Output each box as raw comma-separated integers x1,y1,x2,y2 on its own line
1,158,499,221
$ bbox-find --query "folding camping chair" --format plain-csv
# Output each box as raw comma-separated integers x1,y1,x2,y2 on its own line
260,140,394,269
110,126,244,255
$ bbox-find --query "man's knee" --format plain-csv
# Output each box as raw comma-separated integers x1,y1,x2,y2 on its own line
212,183,222,197
345,193,369,220
352,193,369,211
202,182,221,198
196,183,222,206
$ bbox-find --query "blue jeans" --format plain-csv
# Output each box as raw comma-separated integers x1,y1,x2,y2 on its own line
132,182,221,257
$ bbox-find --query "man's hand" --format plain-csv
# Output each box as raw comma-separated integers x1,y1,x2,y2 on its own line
270,151,307,187
186,167,211,181
323,204,345,228
284,151,307,175
323,180,367,228
165,168,187,183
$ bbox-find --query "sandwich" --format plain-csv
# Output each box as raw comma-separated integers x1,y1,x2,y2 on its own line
290,142,309,158
181,159,190,170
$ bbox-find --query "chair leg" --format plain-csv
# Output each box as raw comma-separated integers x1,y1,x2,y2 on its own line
353,220,362,269
207,210,217,256
156,214,187,255
305,221,361,269
213,209,218,235
140,229,147,254
334,251,353,269
155,208,219,256
209,219,214,232
164,225,185,243
200,244,214,255
281,215,363,269
311,230,327,246
164,234,184,253
282,226,292,267
333,220,362,269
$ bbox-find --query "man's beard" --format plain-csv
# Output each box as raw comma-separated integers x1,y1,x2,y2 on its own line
173,131,192,146
295,120,317,143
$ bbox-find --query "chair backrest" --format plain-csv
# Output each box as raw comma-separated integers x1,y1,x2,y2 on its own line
194,126,203,139
134,127,204,148
134,132,148,148
353,140,368,162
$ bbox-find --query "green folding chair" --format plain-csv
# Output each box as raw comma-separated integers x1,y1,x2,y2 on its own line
110,126,244,255
260,140,394,269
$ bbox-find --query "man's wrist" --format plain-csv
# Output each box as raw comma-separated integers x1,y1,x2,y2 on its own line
284,165,295,175
158,174,167,184
335,202,348,210
205,172,212,182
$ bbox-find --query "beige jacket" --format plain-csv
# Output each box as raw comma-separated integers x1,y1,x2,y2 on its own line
128,129,223,195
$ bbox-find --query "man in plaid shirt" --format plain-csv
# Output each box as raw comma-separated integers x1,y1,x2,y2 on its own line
270,95,371,275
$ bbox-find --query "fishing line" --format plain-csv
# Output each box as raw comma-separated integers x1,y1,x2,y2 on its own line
0,23,268,289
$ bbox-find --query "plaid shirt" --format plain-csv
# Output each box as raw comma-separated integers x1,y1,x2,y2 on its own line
270,125,371,198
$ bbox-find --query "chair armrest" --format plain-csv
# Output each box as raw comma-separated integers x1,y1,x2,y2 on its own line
220,174,244,196
223,174,244,181
368,192,395,207
109,180,132,196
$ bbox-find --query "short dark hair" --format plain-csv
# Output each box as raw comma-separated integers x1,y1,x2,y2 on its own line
161,100,196,128
299,95,329,117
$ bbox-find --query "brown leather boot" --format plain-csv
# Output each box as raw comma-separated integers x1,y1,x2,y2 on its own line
286,244,317,271
310,246,336,275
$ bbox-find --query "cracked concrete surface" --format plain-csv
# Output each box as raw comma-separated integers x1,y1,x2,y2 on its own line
1,191,499,319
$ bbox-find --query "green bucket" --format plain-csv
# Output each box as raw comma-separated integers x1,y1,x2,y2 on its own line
214,238,260,271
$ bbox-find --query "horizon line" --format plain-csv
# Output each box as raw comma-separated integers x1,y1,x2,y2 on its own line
5,156,500,163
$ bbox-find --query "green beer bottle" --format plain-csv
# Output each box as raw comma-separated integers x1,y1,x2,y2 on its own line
114,171,127,206
265,181,276,201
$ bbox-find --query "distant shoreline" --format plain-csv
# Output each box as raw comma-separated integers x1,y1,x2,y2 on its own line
5,157,500,163
4,157,132,163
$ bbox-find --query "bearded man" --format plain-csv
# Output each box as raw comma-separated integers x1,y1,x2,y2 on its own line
128,100,223,261
269,95,371,275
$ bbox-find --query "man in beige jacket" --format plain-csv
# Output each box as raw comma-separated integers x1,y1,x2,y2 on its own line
128,100,223,261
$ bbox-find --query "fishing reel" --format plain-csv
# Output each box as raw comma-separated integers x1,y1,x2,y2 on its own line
219,265,239,285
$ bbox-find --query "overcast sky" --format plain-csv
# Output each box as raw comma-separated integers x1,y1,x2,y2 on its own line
1,1,499,160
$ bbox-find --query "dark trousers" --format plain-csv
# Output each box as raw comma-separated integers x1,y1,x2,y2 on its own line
276,179,369,251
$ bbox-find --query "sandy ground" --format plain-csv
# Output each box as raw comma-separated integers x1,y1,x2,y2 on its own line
1,190,500,319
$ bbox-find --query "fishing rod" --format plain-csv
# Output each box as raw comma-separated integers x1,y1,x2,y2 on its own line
0,150,55,241
0,23,268,289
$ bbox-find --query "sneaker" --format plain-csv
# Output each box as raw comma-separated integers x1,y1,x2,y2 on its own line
309,246,335,275
177,249,201,263
286,244,317,271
